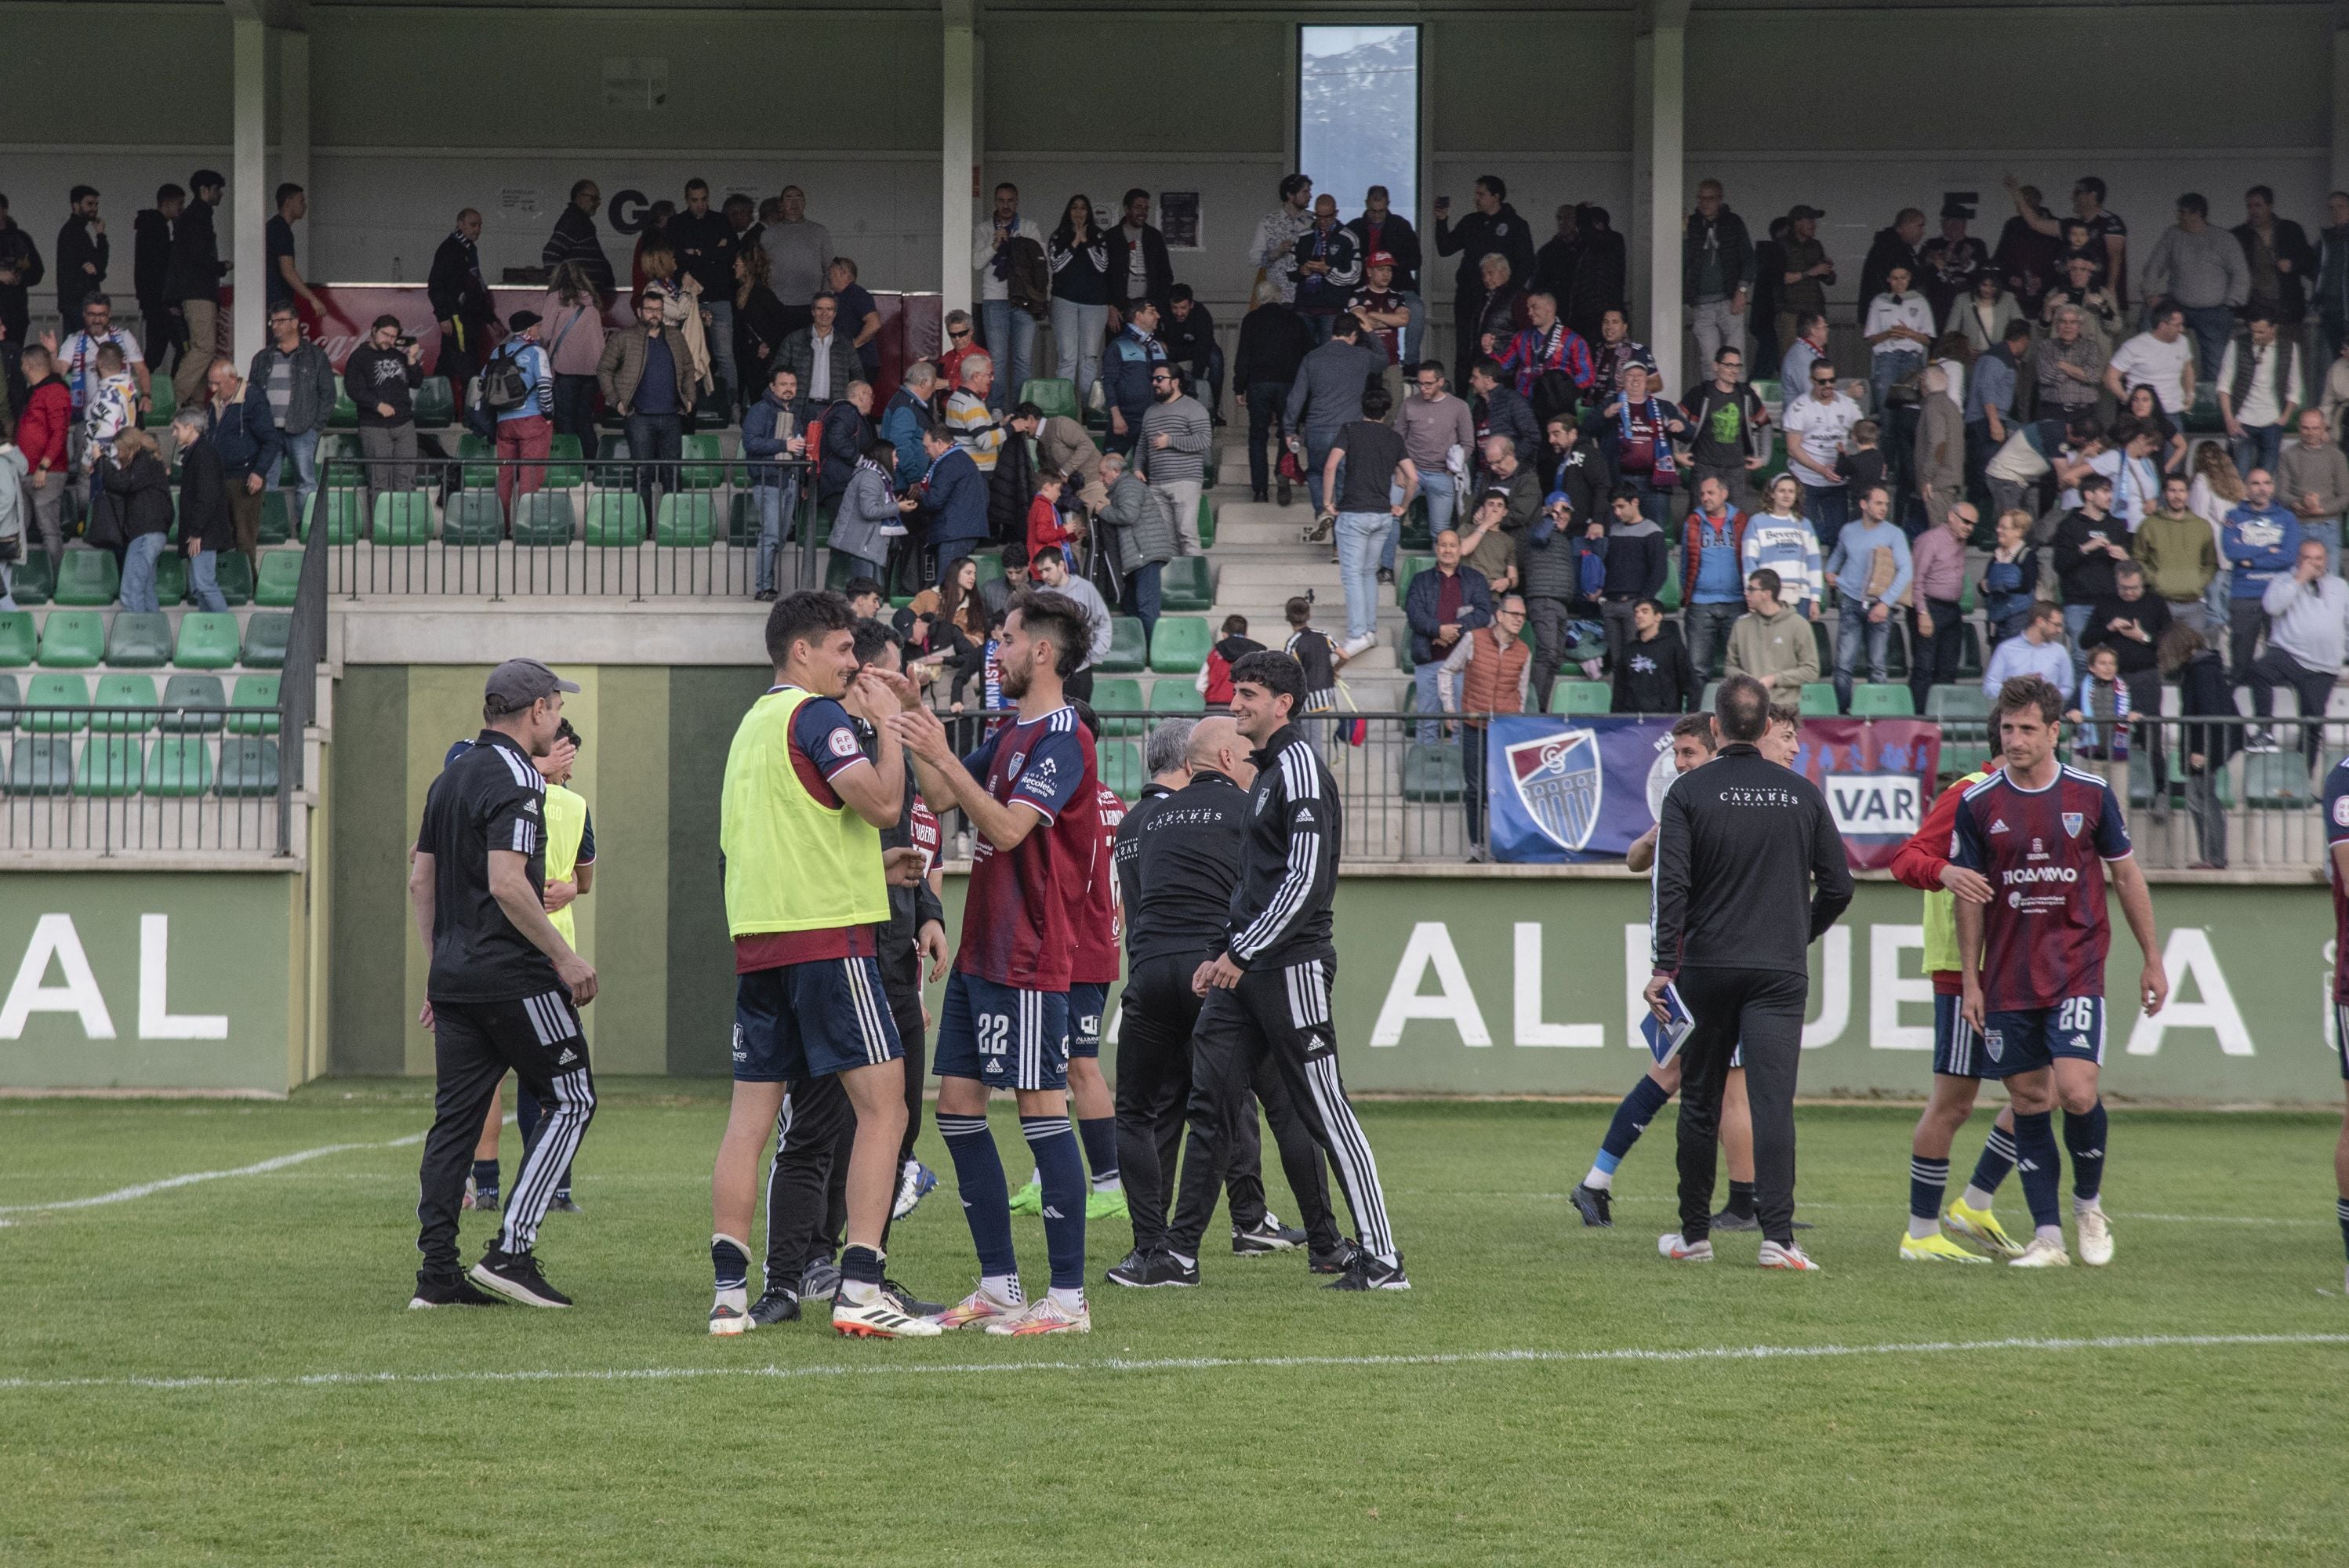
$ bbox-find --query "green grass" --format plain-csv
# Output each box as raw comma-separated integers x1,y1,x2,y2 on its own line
3,1081,2346,1565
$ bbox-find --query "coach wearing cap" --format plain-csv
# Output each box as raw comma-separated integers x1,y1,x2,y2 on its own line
408,659,600,1312
1645,673,1852,1270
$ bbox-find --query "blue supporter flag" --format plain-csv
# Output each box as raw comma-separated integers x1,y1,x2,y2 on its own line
1486,716,1679,863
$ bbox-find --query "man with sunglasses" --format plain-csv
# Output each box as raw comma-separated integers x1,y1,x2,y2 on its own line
1138,358,1211,557
1782,359,1861,535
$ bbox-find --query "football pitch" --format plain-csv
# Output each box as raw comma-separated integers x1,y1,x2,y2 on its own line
3,1081,2344,1566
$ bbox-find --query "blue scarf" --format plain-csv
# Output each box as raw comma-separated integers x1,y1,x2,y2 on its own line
1616,396,1679,488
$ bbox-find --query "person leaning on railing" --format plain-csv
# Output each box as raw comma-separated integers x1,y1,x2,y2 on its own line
1440,593,1533,860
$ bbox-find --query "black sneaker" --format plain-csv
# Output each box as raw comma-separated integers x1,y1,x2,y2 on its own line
470,1247,573,1308
1308,1238,1360,1276
408,1271,500,1309
1233,1214,1308,1255
1276,477,1293,507
546,1193,583,1215
879,1278,946,1317
1107,1248,1199,1288
1570,1182,1614,1228
470,1188,500,1214
1376,567,1395,586
1251,489,1269,503
754,589,779,603
1708,1207,1759,1232
799,1258,843,1304
749,1287,801,1327
1325,1250,1411,1291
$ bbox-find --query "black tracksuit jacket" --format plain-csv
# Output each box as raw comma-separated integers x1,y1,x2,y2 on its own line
1649,743,1853,978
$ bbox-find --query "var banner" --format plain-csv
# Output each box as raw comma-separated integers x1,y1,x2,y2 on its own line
1487,717,1679,863
1788,719,1943,869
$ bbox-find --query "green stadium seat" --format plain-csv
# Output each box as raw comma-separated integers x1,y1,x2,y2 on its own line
1091,678,1147,735
228,674,281,735
1956,622,1984,681
970,550,1006,587
303,488,365,543
2182,384,2224,436
1196,495,1218,550
1159,556,1216,612
457,431,498,489
726,491,760,547
255,550,307,605
1401,741,1465,800
1799,682,1840,717
1096,739,1145,800
1701,679,1723,711
329,387,359,430
1850,684,1916,717
74,735,143,796
0,612,34,666
152,550,187,606
212,552,255,607
1395,552,1433,608
0,672,13,724
372,491,436,544
5,736,74,793
9,554,54,604
1882,624,1910,681
1149,680,1207,716
583,493,648,546
412,376,456,429
103,612,172,668
143,372,178,428
38,611,106,668
173,612,244,670
20,673,90,732
161,673,227,733
2244,751,2318,807
546,434,586,488
512,492,577,545
216,736,280,796
241,612,292,670
1102,615,1149,673
1148,615,1211,673
1021,378,1080,423
441,492,504,546
593,433,633,483
656,490,720,546
1810,619,1834,675
257,490,294,545
54,550,121,606
1548,679,1610,716
92,673,159,734
1656,557,1682,613
144,735,215,797
1925,684,1995,774
1398,495,1432,550
680,434,725,488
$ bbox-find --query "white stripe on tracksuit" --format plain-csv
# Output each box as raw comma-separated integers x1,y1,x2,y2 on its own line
1304,1046,1394,1262
499,1063,593,1254
842,959,893,1067
1947,1012,1976,1078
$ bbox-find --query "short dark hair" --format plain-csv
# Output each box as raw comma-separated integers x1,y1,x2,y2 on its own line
1470,357,1505,383
1995,674,2065,727
2078,176,2108,201
764,590,856,668
2246,183,2273,204
1633,597,1663,617
1285,595,1313,626
1476,174,1507,201
1010,590,1090,677
1171,283,1194,303
1610,483,1643,505
1327,314,1362,340
68,184,98,205
1360,383,1392,419
1279,172,1311,201
156,183,185,205
1748,568,1783,597
851,618,900,665
684,176,710,195
2153,303,2186,326
2177,191,2209,217
2079,472,2113,496
1669,713,1718,749
1416,360,1447,380
1122,187,1149,209
1222,613,1249,636
844,575,888,604
862,438,895,465
2002,318,2035,343
2243,302,2278,326
569,178,597,201
1031,544,1066,570
1857,481,1891,505
1715,673,1771,742
275,182,303,208
1013,401,1044,423
1229,648,1304,713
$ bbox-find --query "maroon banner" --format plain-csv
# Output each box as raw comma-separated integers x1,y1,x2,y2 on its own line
1787,718,1944,869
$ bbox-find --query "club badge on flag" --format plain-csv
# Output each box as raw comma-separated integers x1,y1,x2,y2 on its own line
1505,728,1604,852
1487,717,1680,862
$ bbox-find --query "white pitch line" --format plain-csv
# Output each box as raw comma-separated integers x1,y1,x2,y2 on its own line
0,1131,427,1215
1416,1191,2333,1227
2,1331,2345,1397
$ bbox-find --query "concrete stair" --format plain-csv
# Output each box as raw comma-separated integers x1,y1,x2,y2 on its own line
1202,491,1412,707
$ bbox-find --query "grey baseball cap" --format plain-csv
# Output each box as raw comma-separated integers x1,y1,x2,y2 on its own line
484,659,579,712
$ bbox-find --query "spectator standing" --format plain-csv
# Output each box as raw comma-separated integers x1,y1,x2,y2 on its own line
1047,195,1113,408
1246,172,1316,309
1948,270,2026,357
1434,176,1537,389
2039,253,2122,354
1588,307,1656,395
2079,559,2173,793
1750,215,1791,368
1978,506,2042,643
55,186,106,321
1915,363,1966,530
880,361,939,487
943,354,1004,474
1741,474,1827,618
247,301,333,528
165,170,227,408
2216,307,2305,481
1992,181,2064,318
670,180,739,397
986,401,1040,552
826,258,883,380
830,438,917,588
1680,475,1748,677
2247,539,2349,766
1919,201,1991,325
936,310,982,393
1777,312,1830,419
1035,404,1103,515
345,314,423,503
2053,472,2131,667
1980,601,2076,695
1681,345,1769,503
1443,593,1535,856
1285,317,1385,514
2166,622,2236,868
1864,263,1935,419
535,261,607,448
2234,186,2317,327
2317,190,2349,366
1106,188,1173,327
1533,205,1577,307
1724,568,1821,698
1774,205,1835,358
730,246,790,409
2135,471,2220,634
1101,299,1167,456
1464,434,1538,592
1472,255,1529,364
1858,208,1928,311
627,201,674,298
1395,361,1475,534
2141,194,2251,376
1235,288,1312,504
2277,408,2349,561
742,363,807,601
204,361,270,571
1290,194,1363,347
817,382,877,511
99,428,172,613
2032,305,2106,425
758,187,830,338
596,294,692,510
1824,483,1914,706
1095,449,1178,640
1494,292,1595,423
916,424,988,579
1404,528,1493,723
429,210,499,414
541,180,615,296
1347,252,1411,405
1347,185,1425,366
2104,305,2197,419
1783,357,1862,535
15,347,69,566
1684,180,1756,373
1138,361,1209,556
974,182,1046,412
1325,384,1416,656
1162,285,1222,419
1468,358,1538,467
1907,499,1974,707
1563,205,1628,347
267,183,324,318
1596,485,1670,670
133,185,183,376
488,311,554,513
1599,364,1687,524
50,295,150,441
1608,597,1699,715
0,194,44,356
170,408,234,612
779,292,859,408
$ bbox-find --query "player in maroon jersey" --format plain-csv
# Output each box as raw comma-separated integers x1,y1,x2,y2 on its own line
2321,751,2349,1291
1952,675,2167,1269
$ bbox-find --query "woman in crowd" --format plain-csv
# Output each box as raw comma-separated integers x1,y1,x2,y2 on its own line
1047,195,1112,407
2121,383,2187,474
731,245,789,413
534,260,607,448
1946,270,2025,357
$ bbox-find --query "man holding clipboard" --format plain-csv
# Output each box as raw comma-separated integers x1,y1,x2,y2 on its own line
1645,675,1853,1270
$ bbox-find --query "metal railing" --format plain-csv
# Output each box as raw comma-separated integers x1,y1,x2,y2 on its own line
277,500,333,854
309,452,833,601
0,706,286,854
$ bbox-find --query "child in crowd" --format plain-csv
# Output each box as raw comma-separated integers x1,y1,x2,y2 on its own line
1283,594,1345,749
2068,643,2132,799
1026,467,1070,579
1835,418,1886,498
1197,613,1265,706
82,343,137,471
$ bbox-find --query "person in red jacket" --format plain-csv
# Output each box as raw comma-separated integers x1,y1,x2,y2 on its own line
1024,467,1070,579
1886,770,2027,1261
15,343,71,565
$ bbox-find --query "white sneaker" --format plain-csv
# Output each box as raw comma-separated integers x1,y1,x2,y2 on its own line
1657,1232,1714,1262
985,1295,1092,1335
1339,633,1377,659
2009,1235,2072,1269
2075,1205,2115,1266
833,1294,943,1338
1758,1239,1824,1272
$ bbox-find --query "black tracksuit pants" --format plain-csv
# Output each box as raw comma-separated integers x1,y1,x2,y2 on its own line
1166,955,1389,1262
1673,964,1806,1246
1117,951,1302,1253
415,990,597,1277
761,939,928,1290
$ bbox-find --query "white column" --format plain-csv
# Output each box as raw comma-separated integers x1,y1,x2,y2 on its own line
940,0,978,318
280,31,310,214
1630,1,1688,396
232,15,269,372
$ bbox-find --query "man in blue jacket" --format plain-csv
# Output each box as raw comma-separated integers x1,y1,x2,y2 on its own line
880,361,938,486
1101,300,1167,456
1404,528,1494,742
2222,466,2302,676
203,359,278,572
742,364,805,601
917,423,988,583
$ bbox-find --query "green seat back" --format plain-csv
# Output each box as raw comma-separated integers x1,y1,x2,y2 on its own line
173,612,243,670
1159,557,1216,611
92,672,159,733
74,735,143,796
211,551,255,606
1955,623,1983,681
1548,679,1610,716
1798,682,1841,717
1149,680,1207,715
0,612,34,667
1196,495,1218,550
1849,684,1916,717
9,554,55,604
512,492,577,545
2244,751,2318,807
969,550,1006,586
161,673,227,733
256,489,294,545
1701,679,1723,712
1656,557,1682,612
104,612,173,667
54,550,122,606
593,433,633,484
255,549,307,605
329,387,358,429
0,672,13,724
458,431,499,489
38,610,106,668
1096,739,1145,800
1810,620,1834,675
583,493,647,546
152,550,187,606
241,612,292,670
5,736,75,793
303,488,364,543
1148,615,1211,673
727,491,761,547
216,736,280,797
545,434,586,488
1401,741,1465,800
1395,552,1433,608
145,735,216,796
1101,615,1149,673
21,673,91,732
143,373,179,428
679,433,725,488
372,490,435,544
228,674,281,735
655,490,720,546
442,492,505,546
412,376,456,429
1021,379,1080,423
1090,678,1146,735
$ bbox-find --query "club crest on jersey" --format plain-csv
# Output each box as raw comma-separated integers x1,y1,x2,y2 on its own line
1505,728,1603,851
1983,1029,2004,1063
2063,811,2084,837
827,729,861,759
